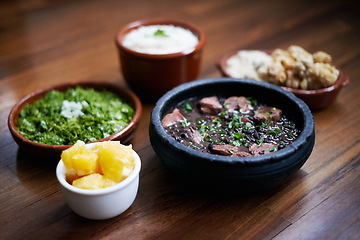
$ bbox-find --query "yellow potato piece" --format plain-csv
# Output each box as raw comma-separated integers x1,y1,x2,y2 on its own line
93,141,135,183
72,173,116,189
61,140,101,177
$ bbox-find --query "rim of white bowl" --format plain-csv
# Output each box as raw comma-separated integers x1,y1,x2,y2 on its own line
56,142,141,196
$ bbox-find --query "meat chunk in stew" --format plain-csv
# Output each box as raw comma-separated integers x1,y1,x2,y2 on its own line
211,144,252,157
254,106,282,123
199,96,223,114
162,108,185,128
224,96,254,114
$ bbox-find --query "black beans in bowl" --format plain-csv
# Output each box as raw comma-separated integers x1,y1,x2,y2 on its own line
149,78,315,190
162,95,301,157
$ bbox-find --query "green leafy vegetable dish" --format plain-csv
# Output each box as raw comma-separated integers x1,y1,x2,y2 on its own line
16,86,135,145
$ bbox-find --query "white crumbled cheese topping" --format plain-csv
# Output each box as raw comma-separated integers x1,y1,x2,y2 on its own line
61,100,85,119
81,100,89,107
122,25,199,54
225,50,273,80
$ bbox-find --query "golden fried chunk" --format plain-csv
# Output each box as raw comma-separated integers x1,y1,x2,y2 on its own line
230,45,338,90
288,45,314,67
272,48,295,70
267,61,287,85
292,62,308,79
285,69,300,89
300,78,309,90
310,63,339,89
313,51,332,63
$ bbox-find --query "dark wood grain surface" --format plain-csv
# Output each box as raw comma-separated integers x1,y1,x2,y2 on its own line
1,0,359,239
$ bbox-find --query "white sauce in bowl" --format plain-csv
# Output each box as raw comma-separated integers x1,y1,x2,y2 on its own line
122,25,199,54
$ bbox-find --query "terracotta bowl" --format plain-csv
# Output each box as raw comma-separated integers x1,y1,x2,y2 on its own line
216,49,350,110
149,78,315,191
115,18,206,102
8,81,142,159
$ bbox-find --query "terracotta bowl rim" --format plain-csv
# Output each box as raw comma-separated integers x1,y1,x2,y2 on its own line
8,80,142,152
115,18,206,59
216,49,350,96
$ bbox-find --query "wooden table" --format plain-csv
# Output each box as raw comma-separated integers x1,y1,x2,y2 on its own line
1,0,359,239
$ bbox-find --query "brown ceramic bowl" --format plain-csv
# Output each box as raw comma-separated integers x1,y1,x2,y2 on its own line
217,49,350,110
8,81,142,159
115,18,206,102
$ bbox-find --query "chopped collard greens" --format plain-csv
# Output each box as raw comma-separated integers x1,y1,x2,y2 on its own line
16,86,135,145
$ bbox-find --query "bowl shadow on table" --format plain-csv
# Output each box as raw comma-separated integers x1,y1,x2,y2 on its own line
16,148,59,171
160,166,307,197
13,149,61,199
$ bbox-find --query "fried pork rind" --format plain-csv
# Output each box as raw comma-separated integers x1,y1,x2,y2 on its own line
267,61,286,85
288,45,314,67
272,49,296,69
262,45,339,90
310,62,339,89
313,51,332,63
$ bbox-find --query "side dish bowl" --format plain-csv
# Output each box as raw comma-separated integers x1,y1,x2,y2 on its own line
115,18,206,102
56,142,141,220
149,78,315,190
8,81,142,159
216,49,349,110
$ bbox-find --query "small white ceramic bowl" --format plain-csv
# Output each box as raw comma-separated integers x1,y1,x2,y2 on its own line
56,142,141,220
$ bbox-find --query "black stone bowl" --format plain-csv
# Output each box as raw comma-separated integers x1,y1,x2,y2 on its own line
149,78,315,191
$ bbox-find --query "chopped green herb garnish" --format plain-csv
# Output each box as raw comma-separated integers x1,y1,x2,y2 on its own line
233,132,242,139
266,112,272,126
154,29,168,37
181,118,191,128
219,129,226,135
204,134,213,142
189,141,201,149
286,132,295,138
199,124,208,135
268,127,281,135
196,118,203,125
268,146,277,152
183,101,193,113
244,122,253,130
228,113,241,129
246,97,258,106
231,138,248,147
285,123,295,128
214,118,221,126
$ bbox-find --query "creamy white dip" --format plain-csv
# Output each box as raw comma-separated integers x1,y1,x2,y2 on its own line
122,25,199,54
225,50,273,80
